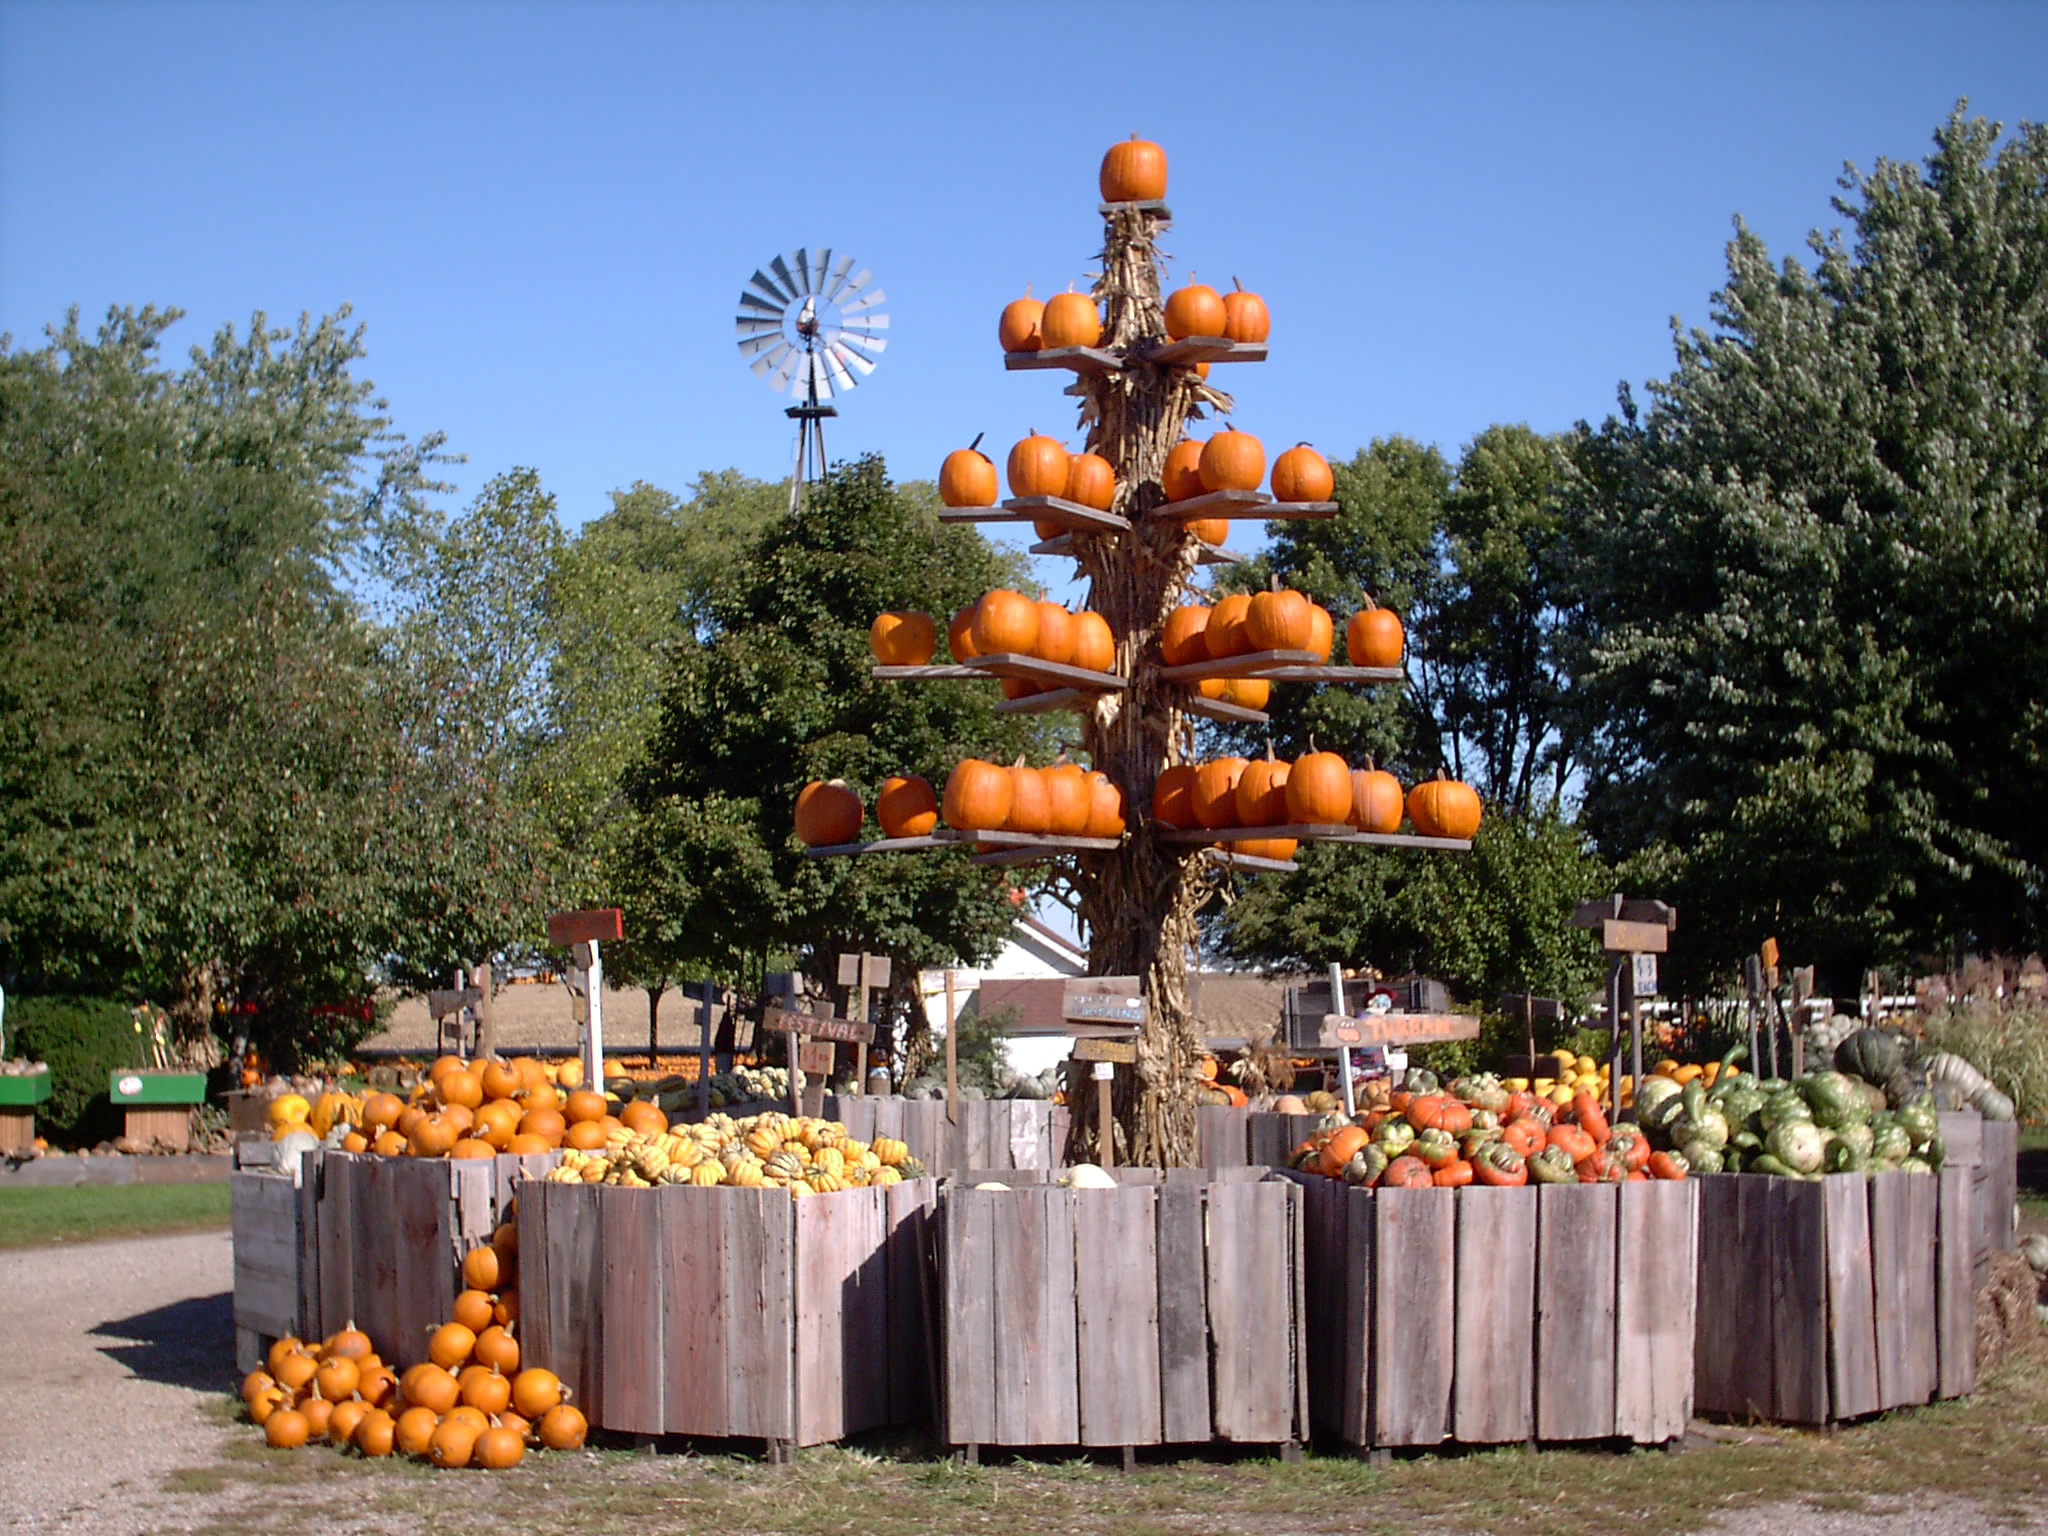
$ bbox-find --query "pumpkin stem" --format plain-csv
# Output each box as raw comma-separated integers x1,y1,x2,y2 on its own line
1264,737,1277,762
1269,572,1282,592
1233,275,1243,292
968,431,984,453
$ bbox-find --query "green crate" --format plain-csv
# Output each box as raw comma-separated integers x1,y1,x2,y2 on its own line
108,1070,208,1105
0,1072,52,1107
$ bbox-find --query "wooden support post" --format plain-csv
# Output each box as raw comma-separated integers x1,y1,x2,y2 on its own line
1329,963,1355,1115
697,977,716,1118
474,963,494,1061
1096,1064,1115,1168
945,970,959,1127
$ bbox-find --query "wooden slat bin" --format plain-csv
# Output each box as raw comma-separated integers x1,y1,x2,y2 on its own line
518,1177,939,1448
939,1174,1308,1453
1290,1173,1699,1449
1197,1106,1323,1170
232,1170,304,1372
1693,1169,1978,1425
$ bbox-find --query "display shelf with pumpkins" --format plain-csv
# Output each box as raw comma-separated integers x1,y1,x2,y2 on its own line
799,134,1481,1167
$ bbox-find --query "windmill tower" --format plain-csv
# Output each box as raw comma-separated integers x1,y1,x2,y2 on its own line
734,248,889,514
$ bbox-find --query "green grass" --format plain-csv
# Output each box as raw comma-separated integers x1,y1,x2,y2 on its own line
0,1180,231,1248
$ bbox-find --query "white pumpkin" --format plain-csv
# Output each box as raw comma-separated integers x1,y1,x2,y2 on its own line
1060,1163,1117,1190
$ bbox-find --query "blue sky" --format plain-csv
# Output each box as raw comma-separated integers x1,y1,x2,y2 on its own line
5,0,2044,572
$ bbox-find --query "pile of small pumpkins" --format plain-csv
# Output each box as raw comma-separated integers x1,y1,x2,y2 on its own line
340,1053,668,1160
1165,582,1400,673
1291,1071,1692,1189
1154,747,1483,857
870,588,1120,688
239,1226,588,1467
795,756,1129,847
544,1110,927,1194
263,1087,365,1142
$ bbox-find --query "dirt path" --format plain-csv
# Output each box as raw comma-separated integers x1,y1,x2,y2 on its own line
0,1229,238,1535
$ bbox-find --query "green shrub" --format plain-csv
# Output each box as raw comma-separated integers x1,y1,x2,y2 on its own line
1919,998,2048,1124
8,995,138,1142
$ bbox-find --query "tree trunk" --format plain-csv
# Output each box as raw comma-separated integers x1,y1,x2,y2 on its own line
1064,207,1237,1168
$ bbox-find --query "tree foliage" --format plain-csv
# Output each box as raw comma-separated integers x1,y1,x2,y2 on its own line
1574,106,2048,981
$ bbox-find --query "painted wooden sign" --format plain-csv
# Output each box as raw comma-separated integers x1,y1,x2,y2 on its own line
1319,1012,1482,1048
546,907,624,946
762,1006,875,1045
1071,1037,1138,1064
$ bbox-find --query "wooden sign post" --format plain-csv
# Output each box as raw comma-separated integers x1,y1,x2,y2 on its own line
548,907,624,1091
944,970,959,1126
428,969,482,1058
764,1004,876,1118
1327,964,1354,1115
1571,896,1675,1119
696,977,718,1118
1063,979,1146,1170
837,952,891,1094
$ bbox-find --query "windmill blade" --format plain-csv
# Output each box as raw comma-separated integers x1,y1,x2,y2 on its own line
829,340,877,379
746,267,791,305
769,253,802,303
825,328,885,364
820,345,856,395
738,330,787,359
737,291,785,321
822,252,856,301
838,312,890,336
767,344,806,393
790,247,819,295
735,312,784,336
749,340,794,379
840,287,887,317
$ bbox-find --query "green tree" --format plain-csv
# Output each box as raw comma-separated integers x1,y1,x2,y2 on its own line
0,305,451,1051
1574,106,2048,982
629,455,1051,1061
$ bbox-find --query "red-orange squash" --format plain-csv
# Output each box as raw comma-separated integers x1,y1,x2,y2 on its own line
877,775,938,838
1164,283,1226,340
1199,429,1265,493
1192,757,1249,829
998,290,1043,353
1234,749,1291,827
1007,432,1070,499
972,589,1040,655
1408,776,1483,839
1063,452,1116,511
1099,134,1168,203
1221,278,1270,343
1349,760,1404,834
1161,439,1206,502
1032,601,1078,665
1159,604,1211,665
794,780,862,847
943,759,1012,831
1271,442,1335,503
1204,593,1254,659
1346,600,1404,667
1151,764,1200,829
1244,585,1314,652
1071,610,1116,672
1040,287,1101,348
868,610,936,665
939,436,999,506
1285,749,1353,825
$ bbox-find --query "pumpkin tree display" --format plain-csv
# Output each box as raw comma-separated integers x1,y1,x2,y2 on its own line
818,137,1479,1166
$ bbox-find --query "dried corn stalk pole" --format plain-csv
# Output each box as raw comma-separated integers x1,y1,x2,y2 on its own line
1062,206,1233,1168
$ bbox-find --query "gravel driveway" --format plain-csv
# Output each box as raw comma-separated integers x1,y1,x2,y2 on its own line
0,1229,238,1535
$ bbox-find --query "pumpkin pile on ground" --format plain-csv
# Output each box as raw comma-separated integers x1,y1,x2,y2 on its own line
1290,1070,1691,1188
546,1110,927,1193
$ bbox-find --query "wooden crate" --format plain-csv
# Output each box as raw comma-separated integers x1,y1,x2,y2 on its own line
1291,1174,1698,1448
1691,1169,1975,1426
1197,1107,1324,1170
518,1177,939,1448
229,1151,549,1372
938,1174,1307,1453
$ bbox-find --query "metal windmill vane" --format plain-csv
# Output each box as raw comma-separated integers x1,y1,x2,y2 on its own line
735,248,888,513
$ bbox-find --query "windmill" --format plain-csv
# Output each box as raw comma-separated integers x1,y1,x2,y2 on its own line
734,248,888,514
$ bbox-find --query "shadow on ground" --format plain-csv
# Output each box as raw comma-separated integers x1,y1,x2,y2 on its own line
92,1291,234,1392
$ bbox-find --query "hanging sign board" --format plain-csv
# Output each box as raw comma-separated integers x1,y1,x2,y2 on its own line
837,953,892,988
1632,953,1659,996
1320,1012,1481,1048
1071,1036,1138,1064
1601,919,1669,954
427,987,481,1020
546,907,623,946
1063,977,1146,1026
762,1005,874,1044
795,1040,836,1077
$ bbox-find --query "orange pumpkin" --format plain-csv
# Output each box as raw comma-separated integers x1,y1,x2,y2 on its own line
1223,677,1270,710
1032,601,1077,665
1234,836,1300,861
1040,286,1101,348
1432,1158,1475,1188
536,1403,588,1451
943,758,1012,831
1304,602,1334,662
1346,600,1404,667
1198,429,1265,493
1189,516,1230,547
1192,757,1249,829
1083,772,1125,838
1405,1094,1473,1135
877,775,939,838
1318,1124,1371,1177
1005,761,1050,834
1244,584,1314,652
1161,439,1206,502
1349,760,1404,834
794,779,862,847
948,603,980,661
1042,761,1093,837
1286,748,1353,825
1234,747,1291,827
1063,452,1116,511
1382,1155,1434,1189
1099,133,1168,203
1271,443,1335,502
1071,610,1116,672
1204,593,1254,658
1151,764,1200,829
1159,604,1211,665
1007,432,1070,499
998,287,1044,353
1221,278,1270,343
868,610,936,665
1164,283,1226,340
1408,776,1483,839
939,435,999,506
971,589,1040,655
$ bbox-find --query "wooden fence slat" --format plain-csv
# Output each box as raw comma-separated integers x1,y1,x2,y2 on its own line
295,1160,320,1343
1936,1166,1978,1400
450,1159,497,1276
1535,1183,1617,1441
354,1156,401,1363
1155,1181,1212,1442
1339,1185,1374,1445
847,1186,893,1434
1938,1110,1984,1170
1297,1176,1342,1438
1615,1178,1698,1443
1871,1171,1939,1409
871,1095,905,1146
543,1180,605,1426
1453,1184,1536,1444
232,1173,303,1342
1766,1177,1829,1425
792,1187,851,1445
598,1186,664,1433
1373,1186,1455,1446
1981,1121,2018,1253
942,1187,997,1446
315,1155,355,1341
1820,1174,1880,1421
518,1176,554,1385
721,1188,795,1441
396,1159,458,1369
993,1186,1080,1445
1075,1185,1163,1446
884,1177,937,1425
1208,1179,1294,1442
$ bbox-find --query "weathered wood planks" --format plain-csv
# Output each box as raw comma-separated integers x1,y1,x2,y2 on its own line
231,1171,303,1368
937,1176,1305,1450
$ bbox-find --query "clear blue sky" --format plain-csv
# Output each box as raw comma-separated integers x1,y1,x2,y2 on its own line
5,0,2044,563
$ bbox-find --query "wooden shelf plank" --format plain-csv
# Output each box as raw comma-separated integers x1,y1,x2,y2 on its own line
1202,847,1299,873
1157,649,1320,682
1003,346,1124,375
803,835,952,859
1158,824,1353,844
1150,488,1269,521
939,495,1130,533
1142,338,1268,367
872,654,1125,691
1258,664,1404,683
969,848,1058,867
936,829,1124,850
995,687,1094,716
1029,532,1239,565
1099,200,1171,218
1184,695,1269,725
1327,831,1474,852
